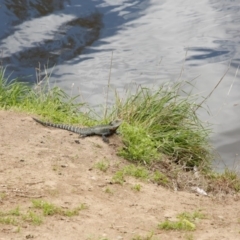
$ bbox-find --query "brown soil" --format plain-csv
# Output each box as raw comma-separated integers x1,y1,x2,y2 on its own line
0,110,240,240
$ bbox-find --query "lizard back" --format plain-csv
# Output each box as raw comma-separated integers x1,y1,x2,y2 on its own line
32,118,122,141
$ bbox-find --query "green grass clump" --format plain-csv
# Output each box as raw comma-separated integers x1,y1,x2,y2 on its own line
104,187,113,194
112,170,125,184
131,184,142,192
0,207,21,217
118,123,159,164
114,84,212,170
0,207,21,226
0,68,30,108
177,210,205,222
22,211,43,225
32,199,86,216
94,160,110,172
158,210,205,231
158,219,195,231
0,216,18,225
152,170,169,186
32,200,61,216
123,164,149,179
0,200,86,227
0,66,93,125
112,164,149,184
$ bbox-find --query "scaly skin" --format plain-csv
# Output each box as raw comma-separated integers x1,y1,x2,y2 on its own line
32,118,122,143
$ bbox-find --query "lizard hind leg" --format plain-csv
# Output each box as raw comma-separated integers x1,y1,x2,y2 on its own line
102,135,109,143
79,134,87,139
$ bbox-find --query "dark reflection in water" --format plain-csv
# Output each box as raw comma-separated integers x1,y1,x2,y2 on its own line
0,0,104,78
0,0,148,82
4,0,64,23
186,47,229,61
0,0,65,38
11,13,102,68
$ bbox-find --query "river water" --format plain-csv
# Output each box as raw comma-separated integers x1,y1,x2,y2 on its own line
0,0,239,170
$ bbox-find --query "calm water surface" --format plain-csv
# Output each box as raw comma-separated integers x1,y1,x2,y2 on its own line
0,0,239,170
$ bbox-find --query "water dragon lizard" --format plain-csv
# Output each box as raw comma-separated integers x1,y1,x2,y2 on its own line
32,118,122,143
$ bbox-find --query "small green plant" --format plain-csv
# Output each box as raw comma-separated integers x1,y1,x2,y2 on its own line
0,206,21,226
32,200,60,216
158,210,205,231
0,200,87,227
177,210,205,222
22,211,43,225
0,207,21,217
131,184,142,191
112,164,149,184
158,219,195,231
104,187,113,194
0,216,18,225
152,171,169,186
118,123,159,164
32,199,86,216
112,170,125,184
123,164,149,179
64,204,87,217
8,207,21,216
95,160,109,172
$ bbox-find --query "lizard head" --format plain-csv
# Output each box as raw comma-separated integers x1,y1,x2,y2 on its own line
109,119,122,127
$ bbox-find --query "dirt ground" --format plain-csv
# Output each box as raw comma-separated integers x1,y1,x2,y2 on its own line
0,110,240,240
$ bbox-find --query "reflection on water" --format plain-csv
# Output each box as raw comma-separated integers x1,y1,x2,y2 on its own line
4,0,64,22
186,47,230,63
8,12,102,68
0,0,103,77
0,0,239,170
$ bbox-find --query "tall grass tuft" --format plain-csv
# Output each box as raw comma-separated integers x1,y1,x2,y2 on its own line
112,83,213,170
0,67,30,108
0,66,92,125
